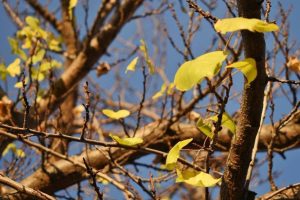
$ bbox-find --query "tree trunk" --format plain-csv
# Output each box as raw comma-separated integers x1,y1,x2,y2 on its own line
220,0,267,199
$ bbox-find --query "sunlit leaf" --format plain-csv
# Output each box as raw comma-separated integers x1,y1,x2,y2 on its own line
48,37,62,51
8,37,27,60
31,68,45,81
2,143,26,158
125,57,139,73
69,0,78,19
196,118,213,138
174,51,228,91
209,112,236,134
32,49,46,64
152,83,175,100
215,17,279,34
109,134,143,146
25,16,40,30
7,58,21,77
140,40,155,74
152,84,167,99
14,77,28,88
22,38,32,49
102,109,130,120
176,168,221,187
39,59,61,72
0,63,7,80
165,138,193,170
226,58,257,86
40,61,51,72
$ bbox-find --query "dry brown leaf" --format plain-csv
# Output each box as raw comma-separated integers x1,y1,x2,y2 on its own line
287,56,300,73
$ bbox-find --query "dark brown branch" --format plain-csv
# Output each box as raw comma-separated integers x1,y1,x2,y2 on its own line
220,0,268,199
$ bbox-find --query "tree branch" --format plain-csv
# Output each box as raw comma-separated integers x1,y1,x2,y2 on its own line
0,115,299,196
220,0,268,199
0,173,55,200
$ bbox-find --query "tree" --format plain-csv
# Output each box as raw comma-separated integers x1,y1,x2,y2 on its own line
0,0,299,199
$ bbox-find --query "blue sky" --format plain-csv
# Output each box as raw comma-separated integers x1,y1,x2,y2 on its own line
0,0,299,199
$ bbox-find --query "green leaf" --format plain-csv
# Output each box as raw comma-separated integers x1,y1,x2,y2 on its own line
196,118,213,138
176,168,221,187
2,143,26,158
7,58,21,77
174,51,228,91
140,40,155,74
165,138,193,170
125,57,139,73
25,16,40,30
102,109,130,120
109,134,143,146
209,112,236,134
0,63,7,80
32,49,46,64
214,17,279,34
226,58,257,86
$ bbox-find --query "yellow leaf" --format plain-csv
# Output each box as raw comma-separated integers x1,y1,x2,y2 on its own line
109,134,143,146
14,77,28,88
102,109,130,120
22,38,32,49
152,84,167,99
48,37,62,51
31,68,45,81
196,118,213,138
25,16,40,30
209,112,236,134
215,17,279,34
7,58,21,77
152,83,175,99
140,40,155,74
176,168,221,187
226,58,257,86
40,61,51,72
40,59,62,70
32,49,46,64
8,37,27,60
125,57,139,73
165,138,193,170
69,0,78,19
2,143,26,158
174,51,228,91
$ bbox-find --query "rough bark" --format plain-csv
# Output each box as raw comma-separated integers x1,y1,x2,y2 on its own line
220,0,267,199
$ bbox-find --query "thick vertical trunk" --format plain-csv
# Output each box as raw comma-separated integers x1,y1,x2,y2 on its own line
220,0,267,199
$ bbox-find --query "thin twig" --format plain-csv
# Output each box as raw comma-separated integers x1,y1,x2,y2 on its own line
83,158,103,200
80,82,90,140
